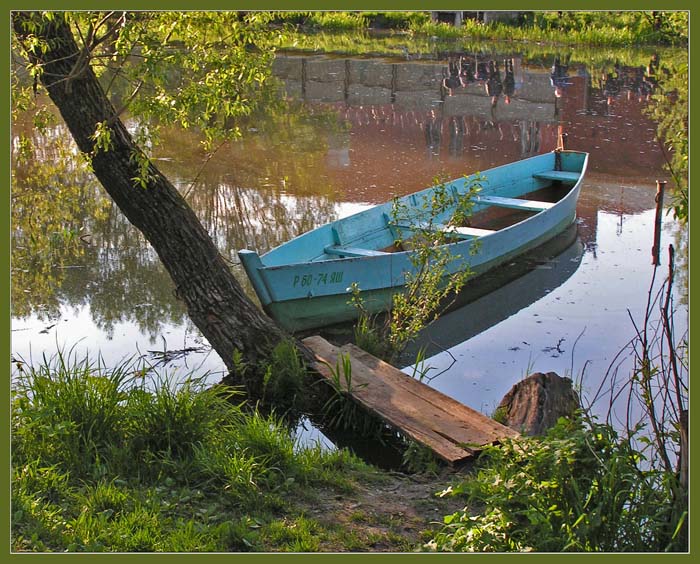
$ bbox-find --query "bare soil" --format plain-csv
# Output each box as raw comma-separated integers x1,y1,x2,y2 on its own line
297,465,474,552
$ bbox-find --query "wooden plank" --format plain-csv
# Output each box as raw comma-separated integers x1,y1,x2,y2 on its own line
344,345,519,444
532,170,580,183
391,222,496,239
475,194,555,212
324,245,388,257
305,337,474,462
303,335,519,464
444,225,497,238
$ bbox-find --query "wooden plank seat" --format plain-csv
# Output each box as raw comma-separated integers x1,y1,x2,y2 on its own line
439,225,497,238
532,170,580,183
391,221,496,239
475,194,555,212
324,245,388,257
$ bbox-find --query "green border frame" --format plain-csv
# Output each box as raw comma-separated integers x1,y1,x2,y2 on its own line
4,1,694,561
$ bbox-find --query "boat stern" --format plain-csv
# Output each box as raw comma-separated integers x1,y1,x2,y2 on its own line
238,249,273,306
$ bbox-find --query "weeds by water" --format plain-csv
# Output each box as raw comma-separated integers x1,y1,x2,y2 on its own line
427,415,685,552
426,246,688,553
260,338,306,413
319,352,387,441
275,10,687,48
11,350,374,552
349,175,482,364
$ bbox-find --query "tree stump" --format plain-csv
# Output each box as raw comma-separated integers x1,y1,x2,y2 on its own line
495,372,579,436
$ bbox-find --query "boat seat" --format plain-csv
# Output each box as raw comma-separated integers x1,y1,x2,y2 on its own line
391,222,495,238
532,170,580,183
475,195,555,212
324,245,388,258
442,225,497,238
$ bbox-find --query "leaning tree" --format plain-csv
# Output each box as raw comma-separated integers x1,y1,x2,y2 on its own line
11,11,292,394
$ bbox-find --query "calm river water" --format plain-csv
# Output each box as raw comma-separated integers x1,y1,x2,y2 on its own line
12,45,688,446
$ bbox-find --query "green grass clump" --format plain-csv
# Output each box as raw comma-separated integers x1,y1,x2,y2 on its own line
261,338,307,412
281,11,369,32
11,349,372,552
360,11,430,30
276,10,687,48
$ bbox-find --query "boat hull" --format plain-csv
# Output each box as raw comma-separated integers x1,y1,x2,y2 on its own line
263,212,575,332
239,150,588,333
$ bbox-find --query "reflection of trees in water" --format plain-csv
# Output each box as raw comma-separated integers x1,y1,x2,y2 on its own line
672,225,688,307
12,102,343,335
155,110,341,254
12,116,110,319
13,149,190,338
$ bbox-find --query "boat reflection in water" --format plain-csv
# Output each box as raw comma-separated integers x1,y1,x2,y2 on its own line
317,221,583,366
398,221,584,366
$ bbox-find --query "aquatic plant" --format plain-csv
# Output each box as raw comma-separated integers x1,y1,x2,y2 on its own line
349,175,482,363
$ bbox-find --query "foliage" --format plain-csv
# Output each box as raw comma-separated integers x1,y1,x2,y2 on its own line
645,56,688,222
294,10,688,47
274,11,429,31
302,11,369,32
12,12,283,159
429,248,687,553
11,94,343,329
11,113,111,318
407,20,464,40
427,416,686,552
260,338,307,413
320,352,376,436
350,175,482,362
589,245,688,548
360,11,430,30
274,10,687,48
523,11,687,47
347,283,392,360
11,350,375,552
387,175,481,355
401,441,441,475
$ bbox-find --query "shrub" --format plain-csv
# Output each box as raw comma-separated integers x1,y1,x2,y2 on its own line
427,416,686,552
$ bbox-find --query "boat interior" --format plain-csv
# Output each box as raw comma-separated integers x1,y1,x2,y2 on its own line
326,178,579,258
253,152,587,266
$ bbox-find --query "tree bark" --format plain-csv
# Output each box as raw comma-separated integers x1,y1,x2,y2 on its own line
13,12,286,393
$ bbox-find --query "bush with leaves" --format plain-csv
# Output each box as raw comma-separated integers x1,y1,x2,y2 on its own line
350,175,482,362
426,415,686,552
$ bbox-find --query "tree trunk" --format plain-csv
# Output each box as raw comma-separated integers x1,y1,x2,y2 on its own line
13,12,285,394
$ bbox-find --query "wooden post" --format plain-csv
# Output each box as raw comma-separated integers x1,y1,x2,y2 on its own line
555,127,568,151
652,180,667,266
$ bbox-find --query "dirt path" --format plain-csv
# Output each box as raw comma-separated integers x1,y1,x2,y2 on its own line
299,466,473,552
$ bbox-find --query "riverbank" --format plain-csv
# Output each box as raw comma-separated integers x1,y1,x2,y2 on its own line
273,10,687,48
10,353,468,552
12,345,686,552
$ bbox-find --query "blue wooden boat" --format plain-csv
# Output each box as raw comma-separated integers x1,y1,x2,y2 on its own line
239,150,589,332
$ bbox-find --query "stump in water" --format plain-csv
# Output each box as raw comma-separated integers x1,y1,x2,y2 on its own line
496,372,579,436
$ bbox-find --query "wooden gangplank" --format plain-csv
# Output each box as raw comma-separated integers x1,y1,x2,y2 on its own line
303,336,519,465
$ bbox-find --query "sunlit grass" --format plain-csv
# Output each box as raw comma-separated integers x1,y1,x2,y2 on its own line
11,349,374,552
275,10,687,49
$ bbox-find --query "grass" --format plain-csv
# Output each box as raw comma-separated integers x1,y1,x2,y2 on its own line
274,10,687,48
10,349,385,552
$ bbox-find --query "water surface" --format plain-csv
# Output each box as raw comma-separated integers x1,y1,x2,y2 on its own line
11,45,688,440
